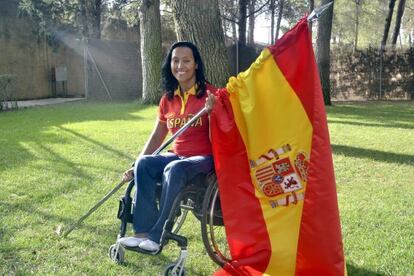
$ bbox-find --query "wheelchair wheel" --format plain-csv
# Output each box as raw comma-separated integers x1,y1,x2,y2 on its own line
163,263,186,276
171,207,188,234
108,244,124,264
201,174,231,267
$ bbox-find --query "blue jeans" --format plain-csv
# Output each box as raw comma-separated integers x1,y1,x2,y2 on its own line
132,152,214,243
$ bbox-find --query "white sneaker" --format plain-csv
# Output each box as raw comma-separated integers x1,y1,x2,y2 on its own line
118,237,147,247
138,239,160,252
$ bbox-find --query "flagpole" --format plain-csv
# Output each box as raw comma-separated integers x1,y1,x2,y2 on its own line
61,107,207,237
307,1,333,22
152,107,207,155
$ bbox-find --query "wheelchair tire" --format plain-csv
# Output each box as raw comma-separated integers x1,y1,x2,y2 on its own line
163,263,186,276
200,174,231,267
108,244,124,264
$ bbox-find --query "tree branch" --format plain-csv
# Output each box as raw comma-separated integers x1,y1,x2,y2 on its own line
246,0,271,18
222,15,239,24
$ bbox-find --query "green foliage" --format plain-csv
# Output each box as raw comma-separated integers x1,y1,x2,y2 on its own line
0,74,17,111
332,0,414,48
17,0,82,47
107,0,141,27
0,101,413,275
282,0,310,27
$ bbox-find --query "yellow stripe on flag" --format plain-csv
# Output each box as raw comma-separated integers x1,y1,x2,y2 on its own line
226,48,313,275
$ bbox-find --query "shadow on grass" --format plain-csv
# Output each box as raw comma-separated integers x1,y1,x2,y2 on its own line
327,102,413,125
0,102,152,171
332,144,414,166
0,202,109,274
57,126,131,160
328,119,414,130
347,262,386,276
0,200,112,237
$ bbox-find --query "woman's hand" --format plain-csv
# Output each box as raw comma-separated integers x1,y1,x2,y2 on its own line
122,167,134,182
205,90,216,114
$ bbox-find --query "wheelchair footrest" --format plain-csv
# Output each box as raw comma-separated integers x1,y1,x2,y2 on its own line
163,232,188,248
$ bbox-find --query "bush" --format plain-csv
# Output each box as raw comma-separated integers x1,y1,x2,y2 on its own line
0,74,17,111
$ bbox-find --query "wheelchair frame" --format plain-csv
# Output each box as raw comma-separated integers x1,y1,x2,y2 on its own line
108,172,230,275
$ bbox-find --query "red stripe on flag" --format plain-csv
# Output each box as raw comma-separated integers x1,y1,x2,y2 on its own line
268,17,345,275
211,89,271,275
256,166,273,174
257,172,274,180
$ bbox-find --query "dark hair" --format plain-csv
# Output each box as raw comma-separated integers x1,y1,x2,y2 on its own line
161,41,207,100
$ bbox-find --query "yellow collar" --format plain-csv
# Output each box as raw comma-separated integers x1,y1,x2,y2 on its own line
174,85,197,96
174,84,197,115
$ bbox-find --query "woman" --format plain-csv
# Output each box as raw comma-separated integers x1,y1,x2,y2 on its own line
119,41,216,252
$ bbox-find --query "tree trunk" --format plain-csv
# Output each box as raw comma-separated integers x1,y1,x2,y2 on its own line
238,0,248,46
90,0,102,39
139,0,163,104
354,0,361,52
308,0,314,36
270,0,275,44
316,0,335,105
80,0,102,39
79,0,89,38
172,0,231,87
232,0,238,41
391,0,406,47
381,0,396,49
275,0,284,42
247,0,256,45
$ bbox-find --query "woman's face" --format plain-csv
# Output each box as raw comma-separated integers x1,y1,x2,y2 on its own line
170,47,198,88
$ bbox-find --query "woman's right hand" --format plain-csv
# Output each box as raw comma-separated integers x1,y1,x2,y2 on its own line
122,167,134,182
205,90,216,114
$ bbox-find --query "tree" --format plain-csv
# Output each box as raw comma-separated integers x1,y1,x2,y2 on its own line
247,0,256,45
79,0,89,37
87,0,103,39
172,0,231,87
308,0,314,36
18,0,106,40
316,0,335,105
218,0,238,41
220,0,271,45
275,0,285,41
270,0,276,43
381,0,397,49
238,0,248,46
139,0,163,104
391,0,406,47
78,0,104,38
354,0,362,51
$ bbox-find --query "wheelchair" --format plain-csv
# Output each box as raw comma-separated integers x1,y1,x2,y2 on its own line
108,171,231,275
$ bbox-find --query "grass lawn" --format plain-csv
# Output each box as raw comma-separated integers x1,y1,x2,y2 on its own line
0,101,413,275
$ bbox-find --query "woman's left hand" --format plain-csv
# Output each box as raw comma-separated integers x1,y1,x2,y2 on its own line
205,90,216,114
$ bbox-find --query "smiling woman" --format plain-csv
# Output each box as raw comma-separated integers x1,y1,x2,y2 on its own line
170,47,198,92
118,41,218,252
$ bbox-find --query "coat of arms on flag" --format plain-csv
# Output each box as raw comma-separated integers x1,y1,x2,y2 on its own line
253,153,305,198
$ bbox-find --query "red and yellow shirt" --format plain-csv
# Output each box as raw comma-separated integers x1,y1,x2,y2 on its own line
158,83,216,157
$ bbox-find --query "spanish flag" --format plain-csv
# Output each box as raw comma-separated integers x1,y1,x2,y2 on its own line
210,17,346,275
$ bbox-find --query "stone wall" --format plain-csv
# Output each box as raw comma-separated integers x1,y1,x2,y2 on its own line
0,1,141,101
86,39,141,100
0,1,85,100
331,47,414,100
